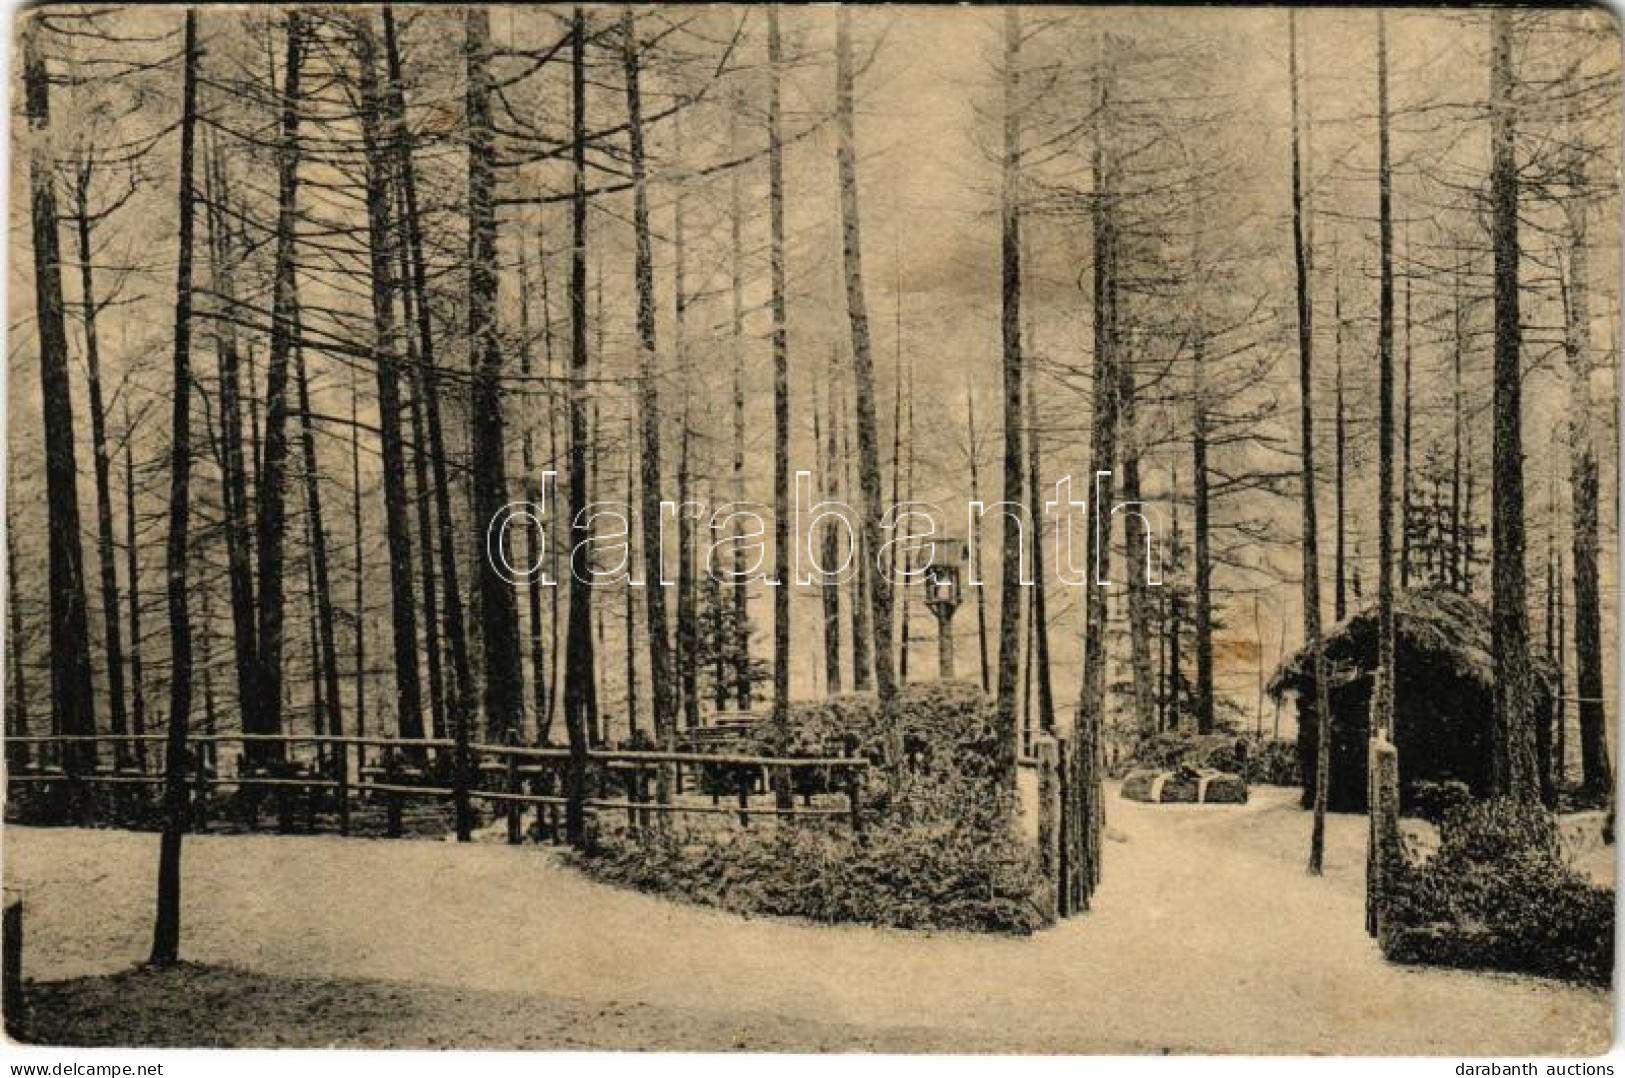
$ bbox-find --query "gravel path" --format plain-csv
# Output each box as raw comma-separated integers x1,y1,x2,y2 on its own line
4,786,1611,1053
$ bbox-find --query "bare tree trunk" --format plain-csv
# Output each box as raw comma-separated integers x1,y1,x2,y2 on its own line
1168,486,1184,731
707,504,726,711
536,233,562,740
382,5,474,764
24,16,97,769
1157,570,1169,731
543,251,564,739
124,396,145,768
199,589,218,762
626,447,642,734
1372,12,1398,747
561,6,594,844
245,340,263,492
678,412,698,728
202,143,260,754
1487,8,1538,803
356,19,424,754
846,384,873,692
7,525,31,769
72,165,130,768
350,367,367,742
1192,346,1214,736
968,389,991,694
771,8,795,750
588,280,605,744
1556,542,1568,788
1025,351,1055,731
995,7,1024,783
1400,270,1414,589
466,8,523,756
295,342,343,744
305,536,324,745
250,13,305,761
623,8,675,783
151,9,199,967
1334,270,1348,620
728,106,752,711
1452,262,1466,592
898,361,915,684
397,209,445,742
820,368,843,695
1119,348,1154,736
1545,462,1560,801
1021,579,1035,743
836,10,893,716
673,180,701,731
1560,98,1611,799
1290,12,1336,876
1076,31,1117,905
1366,12,1402,936
518,241,549,742
889,345,904,656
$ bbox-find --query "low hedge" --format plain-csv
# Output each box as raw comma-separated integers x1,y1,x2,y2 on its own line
1379,797,1614,987
577,682,1050,934
578,817,1047,934
748,681,1006,777
1123,731,1299,787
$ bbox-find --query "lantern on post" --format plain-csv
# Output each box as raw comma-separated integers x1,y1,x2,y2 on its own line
923,536,967,680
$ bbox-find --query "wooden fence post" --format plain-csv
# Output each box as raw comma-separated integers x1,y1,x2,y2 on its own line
737,766,751,827
1057,735,1075,916
271,741,294,834
540,767,557,844
542,765,562,844
1035,735,1061,918
505,733,522,845
191,741,209,834
453,734,474,844
625,764,641,834
335,739,350,837
1367,735,1402,937
67,739,88,827
778,766,794,819
3,898,20,1032
384,749,402,839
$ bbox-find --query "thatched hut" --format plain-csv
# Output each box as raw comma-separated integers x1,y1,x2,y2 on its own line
1269,588,1556,813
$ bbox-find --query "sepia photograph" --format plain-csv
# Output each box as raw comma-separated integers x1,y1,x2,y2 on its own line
0,2,1619,1061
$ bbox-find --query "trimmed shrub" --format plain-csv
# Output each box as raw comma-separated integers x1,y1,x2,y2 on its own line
1160,770,1199,803
1203,773,1248,804
578,818,1047,935
1380,797,1613,987
1120,770,1158,801
1409,779,1473,825
1123,731,1298,787
750,682,1003,774
1120,767,1248,805
579,682,1049,934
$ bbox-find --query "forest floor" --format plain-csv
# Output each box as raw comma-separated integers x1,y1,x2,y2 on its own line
4,784,1613,1053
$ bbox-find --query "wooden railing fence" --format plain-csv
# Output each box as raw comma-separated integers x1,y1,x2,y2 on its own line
5,732,868,841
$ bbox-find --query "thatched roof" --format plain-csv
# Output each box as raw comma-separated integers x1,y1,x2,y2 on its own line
1268,586,1554,699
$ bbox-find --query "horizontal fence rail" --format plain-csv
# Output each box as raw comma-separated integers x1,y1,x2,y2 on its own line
5,730,870,842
